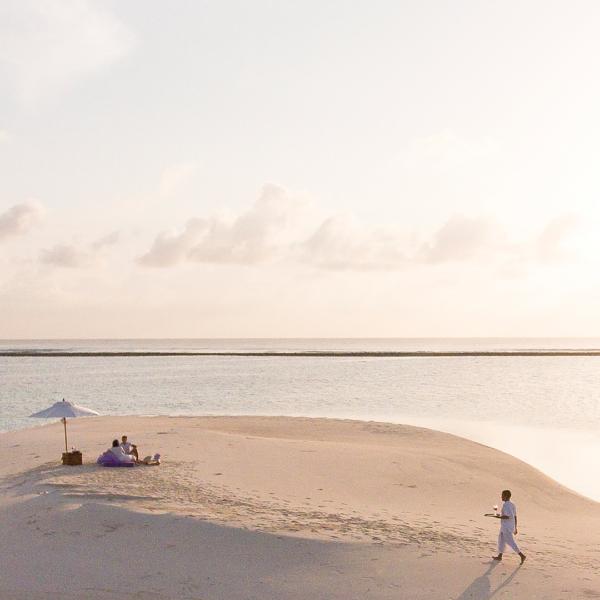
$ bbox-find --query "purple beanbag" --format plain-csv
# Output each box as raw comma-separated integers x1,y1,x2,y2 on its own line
97,451,135,467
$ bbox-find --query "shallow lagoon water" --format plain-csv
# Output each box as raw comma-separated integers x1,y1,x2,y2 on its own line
2,338,600,501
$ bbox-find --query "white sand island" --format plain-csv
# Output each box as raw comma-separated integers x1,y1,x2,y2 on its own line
0,416,599,599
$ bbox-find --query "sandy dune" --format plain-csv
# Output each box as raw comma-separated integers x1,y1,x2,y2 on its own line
0,415,599,599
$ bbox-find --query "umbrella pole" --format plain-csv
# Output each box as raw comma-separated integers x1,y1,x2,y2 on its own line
62,417,68,452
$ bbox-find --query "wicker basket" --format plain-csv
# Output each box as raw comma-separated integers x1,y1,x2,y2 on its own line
62,451,82,466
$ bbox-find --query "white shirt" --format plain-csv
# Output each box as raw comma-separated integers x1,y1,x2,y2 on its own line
120,441,134,454
110,445,134,462
500,500,517,532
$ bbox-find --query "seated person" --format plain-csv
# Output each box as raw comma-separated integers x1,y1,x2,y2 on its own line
110,439,136,463
120,435,139,461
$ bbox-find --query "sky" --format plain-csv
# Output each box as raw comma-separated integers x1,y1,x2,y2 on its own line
1,0,600,338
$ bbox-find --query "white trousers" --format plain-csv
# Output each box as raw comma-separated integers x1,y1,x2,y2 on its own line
497,530,521,554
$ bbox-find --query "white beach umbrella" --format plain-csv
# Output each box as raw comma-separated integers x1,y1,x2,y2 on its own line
29,398,100,452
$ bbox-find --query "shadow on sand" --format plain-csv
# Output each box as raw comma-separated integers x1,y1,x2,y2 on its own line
456,561,522,600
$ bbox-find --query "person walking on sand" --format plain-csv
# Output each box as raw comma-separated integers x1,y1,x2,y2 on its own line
493,489,526,564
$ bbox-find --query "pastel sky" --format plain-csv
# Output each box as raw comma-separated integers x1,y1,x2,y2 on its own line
1,0,600,338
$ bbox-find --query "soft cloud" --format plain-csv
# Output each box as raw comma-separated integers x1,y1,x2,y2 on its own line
39,243,93,268
398,130,498,170
137,219,208,268
90,230,120,251
299,212,506,270
0,0,136,104
138,183,312,267
298,214,409,270
0,201,45,242
40,230,120,268
535,214,583,265
419,214,499,264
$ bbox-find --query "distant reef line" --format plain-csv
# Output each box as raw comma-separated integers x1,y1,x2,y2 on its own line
2,350,600,357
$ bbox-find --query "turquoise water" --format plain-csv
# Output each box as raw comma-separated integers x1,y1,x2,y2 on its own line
2,338,600,501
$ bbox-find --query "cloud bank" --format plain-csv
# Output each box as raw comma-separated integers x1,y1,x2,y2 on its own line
139,183,581,273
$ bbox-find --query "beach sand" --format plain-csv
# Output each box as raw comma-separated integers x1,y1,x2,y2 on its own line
0,415,599,599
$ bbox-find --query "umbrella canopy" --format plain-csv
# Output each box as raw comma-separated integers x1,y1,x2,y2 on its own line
30,399,99,419
30,398,99,453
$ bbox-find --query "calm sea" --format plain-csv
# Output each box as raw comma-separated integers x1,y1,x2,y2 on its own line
2,338,600,501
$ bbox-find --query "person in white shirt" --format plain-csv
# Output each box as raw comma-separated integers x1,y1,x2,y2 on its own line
493,490,526,564
120,435,139,461
110,439,135,463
